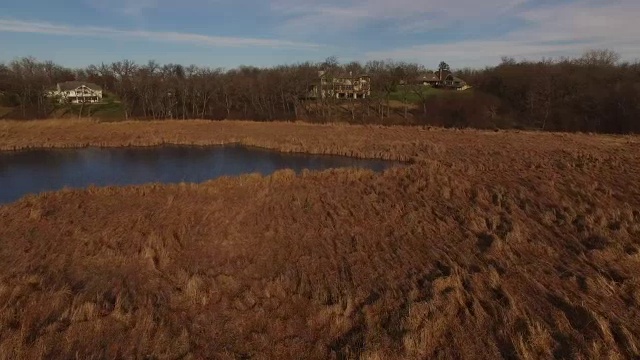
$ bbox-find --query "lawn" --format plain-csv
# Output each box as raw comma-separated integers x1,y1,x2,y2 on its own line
52,101,126,120
388,85,472,103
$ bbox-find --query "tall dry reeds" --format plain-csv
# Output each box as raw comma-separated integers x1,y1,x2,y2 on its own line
0,120,639,358
1,119,637,162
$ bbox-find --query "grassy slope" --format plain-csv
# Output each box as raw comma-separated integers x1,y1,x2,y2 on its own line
57,102,126,120
0,120,639,359
0,98,125,121
388,86,471,103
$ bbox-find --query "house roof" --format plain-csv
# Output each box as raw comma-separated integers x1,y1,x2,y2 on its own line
416,73,440,82
445,76,467,87
436,70,452,81
320,72,370,79
446,75,466,83
58,81,102,91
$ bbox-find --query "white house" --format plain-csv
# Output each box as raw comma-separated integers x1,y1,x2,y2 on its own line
50,81,103,104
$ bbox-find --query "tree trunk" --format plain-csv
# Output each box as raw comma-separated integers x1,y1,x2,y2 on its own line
401,92,407,120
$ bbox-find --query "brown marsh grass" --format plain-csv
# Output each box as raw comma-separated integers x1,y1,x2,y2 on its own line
0,119,639,359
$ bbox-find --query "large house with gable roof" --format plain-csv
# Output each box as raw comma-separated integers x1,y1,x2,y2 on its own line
49,81,103,104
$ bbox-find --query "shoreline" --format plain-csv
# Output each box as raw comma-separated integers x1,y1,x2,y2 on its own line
0,140,415,163
0,119,430,161
1,119,637,161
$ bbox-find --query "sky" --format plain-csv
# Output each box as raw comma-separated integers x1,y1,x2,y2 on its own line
1,0,639,69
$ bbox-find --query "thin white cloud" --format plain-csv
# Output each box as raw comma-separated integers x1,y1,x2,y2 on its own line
121,0,159,15
0,18,320,49
365,0,640,67
272,0,526,34
86,0,160,16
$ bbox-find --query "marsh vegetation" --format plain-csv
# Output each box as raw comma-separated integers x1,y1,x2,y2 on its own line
0,120,638,359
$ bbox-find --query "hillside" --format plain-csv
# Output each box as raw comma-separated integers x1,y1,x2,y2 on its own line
0,102,125,121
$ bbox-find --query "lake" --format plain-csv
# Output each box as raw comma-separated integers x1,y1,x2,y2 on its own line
0,146,397,204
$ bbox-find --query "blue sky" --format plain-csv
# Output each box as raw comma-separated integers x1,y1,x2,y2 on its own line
1,0,639,69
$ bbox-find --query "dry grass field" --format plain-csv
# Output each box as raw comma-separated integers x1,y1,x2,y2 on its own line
0,119,639,359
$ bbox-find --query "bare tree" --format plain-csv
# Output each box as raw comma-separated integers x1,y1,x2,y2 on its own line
2,54,638,133
111,60,138,120
579,49,621,67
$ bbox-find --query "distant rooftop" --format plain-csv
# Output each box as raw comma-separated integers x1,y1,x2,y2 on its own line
57,81,102,91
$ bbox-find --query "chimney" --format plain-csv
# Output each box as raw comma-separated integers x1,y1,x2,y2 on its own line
439,68,443,81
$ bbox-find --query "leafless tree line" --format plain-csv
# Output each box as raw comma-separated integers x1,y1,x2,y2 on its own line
0,56,427,122
461,50,640,133
1,50,639,133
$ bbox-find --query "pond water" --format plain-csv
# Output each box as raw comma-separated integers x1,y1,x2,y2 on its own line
0,146,397,204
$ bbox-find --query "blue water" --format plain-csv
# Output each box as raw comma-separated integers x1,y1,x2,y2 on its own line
0,146,396,204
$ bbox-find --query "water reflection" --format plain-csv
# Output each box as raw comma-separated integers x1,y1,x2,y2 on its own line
0,146,397,204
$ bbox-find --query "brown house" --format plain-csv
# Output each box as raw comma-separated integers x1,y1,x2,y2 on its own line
414,73,441,86
437,69,452,83
442,74,469,90
413,69,465,88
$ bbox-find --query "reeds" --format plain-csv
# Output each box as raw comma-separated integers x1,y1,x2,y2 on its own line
0,120,638,358
1,119,636,163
